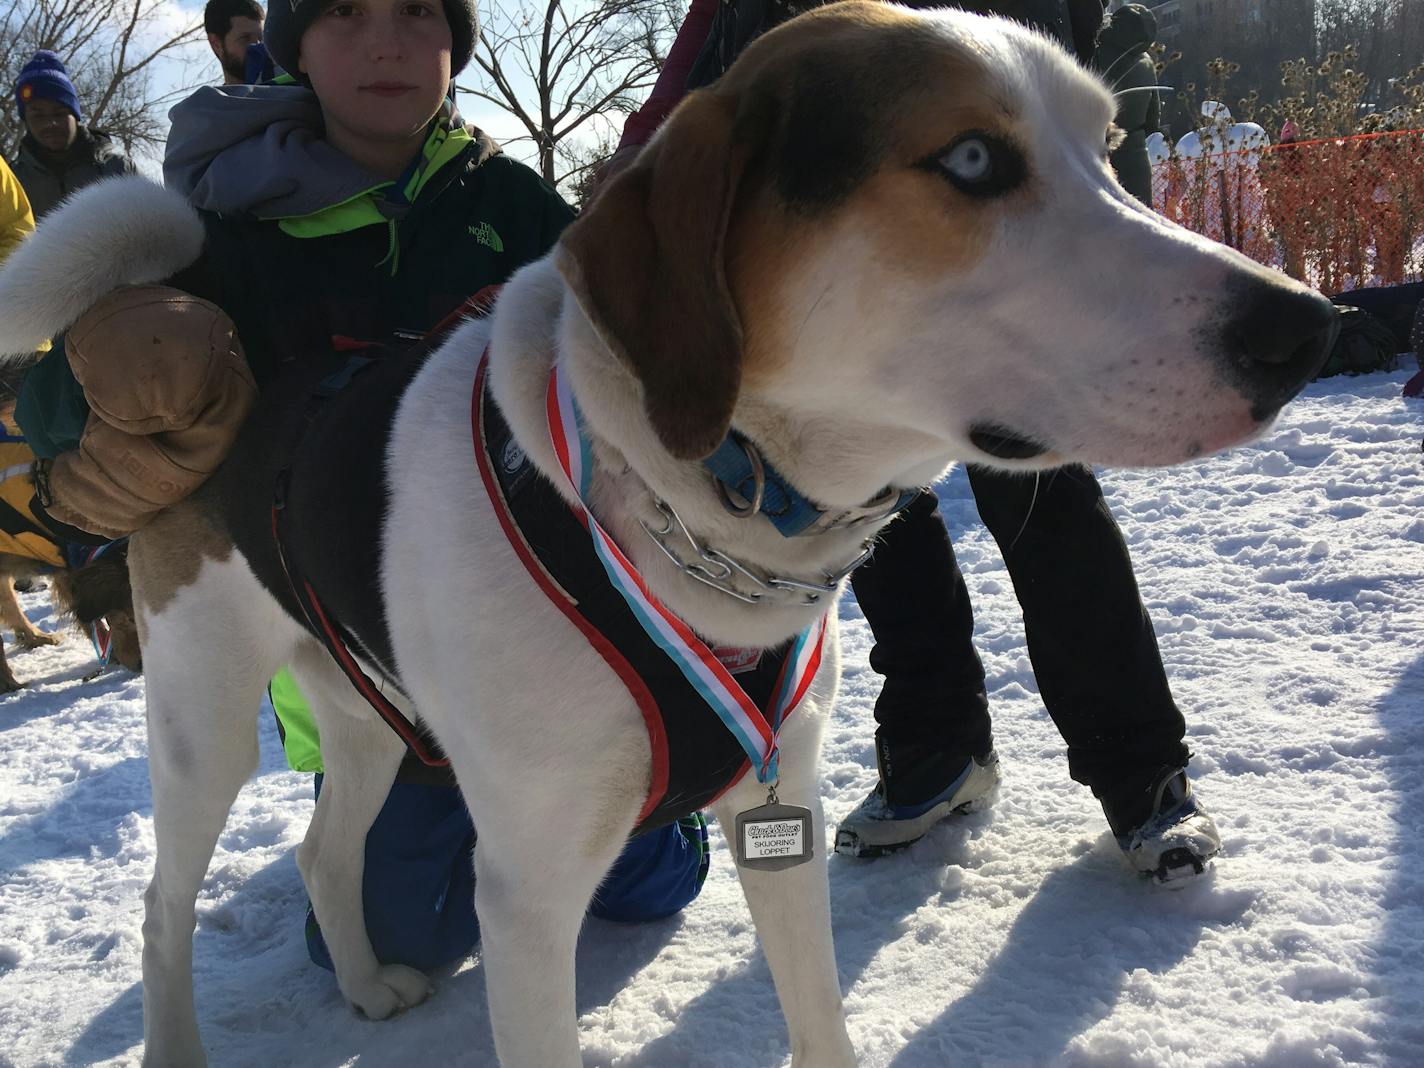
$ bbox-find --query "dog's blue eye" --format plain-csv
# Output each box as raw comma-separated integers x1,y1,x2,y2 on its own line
931,132,1026,197
944,139,992,182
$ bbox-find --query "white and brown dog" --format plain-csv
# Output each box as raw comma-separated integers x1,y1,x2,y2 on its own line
0,5,1335,1065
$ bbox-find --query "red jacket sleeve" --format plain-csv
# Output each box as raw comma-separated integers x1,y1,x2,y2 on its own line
619,0,721,149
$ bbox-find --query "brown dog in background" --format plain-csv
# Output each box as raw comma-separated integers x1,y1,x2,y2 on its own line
0,541,142,693
0,552,63,689
0,390,141,690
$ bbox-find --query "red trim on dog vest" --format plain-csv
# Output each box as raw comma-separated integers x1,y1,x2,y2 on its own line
471,355,670,826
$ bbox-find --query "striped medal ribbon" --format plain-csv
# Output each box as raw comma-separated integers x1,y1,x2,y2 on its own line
546,363,823,869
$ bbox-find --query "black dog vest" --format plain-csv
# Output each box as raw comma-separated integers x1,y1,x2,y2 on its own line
472,359,798,834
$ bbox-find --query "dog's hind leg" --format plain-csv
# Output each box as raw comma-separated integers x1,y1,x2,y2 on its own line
0,645,18,692
132,552,295,1068
0,572,59,693
287,648,433,1019
709,698,857,1068
0,601,20,692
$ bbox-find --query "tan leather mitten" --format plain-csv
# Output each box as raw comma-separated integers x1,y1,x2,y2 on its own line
43,285,256,538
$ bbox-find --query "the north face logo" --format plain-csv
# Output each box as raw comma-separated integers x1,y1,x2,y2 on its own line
470,222,504,252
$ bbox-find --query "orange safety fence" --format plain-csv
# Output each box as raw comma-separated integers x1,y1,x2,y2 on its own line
1151,129,1424,293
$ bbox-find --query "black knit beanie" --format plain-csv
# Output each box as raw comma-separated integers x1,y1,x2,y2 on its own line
263,0,476,82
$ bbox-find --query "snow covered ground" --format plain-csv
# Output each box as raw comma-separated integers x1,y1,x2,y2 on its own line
0,369,1420,1068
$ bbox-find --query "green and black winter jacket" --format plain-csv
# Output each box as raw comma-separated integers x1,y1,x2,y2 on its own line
165,124,572,390
17,88,572,458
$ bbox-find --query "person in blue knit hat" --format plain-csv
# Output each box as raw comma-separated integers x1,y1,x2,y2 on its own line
8,50,137,218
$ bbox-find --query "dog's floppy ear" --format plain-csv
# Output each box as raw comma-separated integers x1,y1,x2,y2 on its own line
557,90,770,460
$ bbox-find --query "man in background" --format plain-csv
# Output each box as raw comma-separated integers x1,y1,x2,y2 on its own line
205,0,266,86
8,51,137,219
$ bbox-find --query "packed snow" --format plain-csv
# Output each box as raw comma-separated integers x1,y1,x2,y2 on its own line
0,367,1420,1067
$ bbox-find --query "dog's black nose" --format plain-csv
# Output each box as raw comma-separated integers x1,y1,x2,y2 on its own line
1219,282,1339,420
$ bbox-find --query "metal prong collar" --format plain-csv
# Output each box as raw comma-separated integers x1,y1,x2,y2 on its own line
713,437,766,518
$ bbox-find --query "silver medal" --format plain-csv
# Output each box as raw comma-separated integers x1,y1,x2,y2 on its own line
735,784,813,871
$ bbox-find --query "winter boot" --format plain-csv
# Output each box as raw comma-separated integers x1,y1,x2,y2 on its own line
834,738,1000,858
1103,765,1221,885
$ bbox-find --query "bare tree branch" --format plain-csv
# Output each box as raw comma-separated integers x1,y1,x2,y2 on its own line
88,0,143,124
458,0,685,187
2,0,203,161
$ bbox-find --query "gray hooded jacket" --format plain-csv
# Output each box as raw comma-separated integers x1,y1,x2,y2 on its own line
164,84,389,220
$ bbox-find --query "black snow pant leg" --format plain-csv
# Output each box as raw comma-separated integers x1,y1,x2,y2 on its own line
849,489,994,762
964,464,1190,803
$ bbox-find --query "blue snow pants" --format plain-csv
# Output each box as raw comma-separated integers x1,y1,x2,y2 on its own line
305,775,710,972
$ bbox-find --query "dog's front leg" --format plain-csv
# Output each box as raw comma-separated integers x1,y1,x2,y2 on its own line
463,771,643,1067
0,579,60,649
711,717,857,1068
292,659,433,1020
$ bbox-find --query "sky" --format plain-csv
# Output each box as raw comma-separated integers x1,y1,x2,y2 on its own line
0,360,1420,1066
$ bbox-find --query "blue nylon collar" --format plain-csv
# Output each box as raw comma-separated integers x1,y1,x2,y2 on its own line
702,433,918,537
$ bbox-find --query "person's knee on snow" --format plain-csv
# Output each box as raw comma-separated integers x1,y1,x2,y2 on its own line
590,814,710,923
304,776,480,973
303,770,709,971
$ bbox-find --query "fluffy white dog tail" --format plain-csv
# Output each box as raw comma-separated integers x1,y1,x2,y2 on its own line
0,177,205,360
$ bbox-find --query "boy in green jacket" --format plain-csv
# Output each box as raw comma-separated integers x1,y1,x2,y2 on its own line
18,0,707,975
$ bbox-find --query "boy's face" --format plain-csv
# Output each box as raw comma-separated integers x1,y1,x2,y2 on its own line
299,0,452,153
24,97,78,154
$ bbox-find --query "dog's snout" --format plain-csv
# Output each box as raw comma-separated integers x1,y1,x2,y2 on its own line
1219,283,1339,420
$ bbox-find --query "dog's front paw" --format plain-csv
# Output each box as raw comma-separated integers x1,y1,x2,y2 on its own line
347,964,433,1020
143,1050,207,1068
141,1029,208,1068
17,630,62,649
